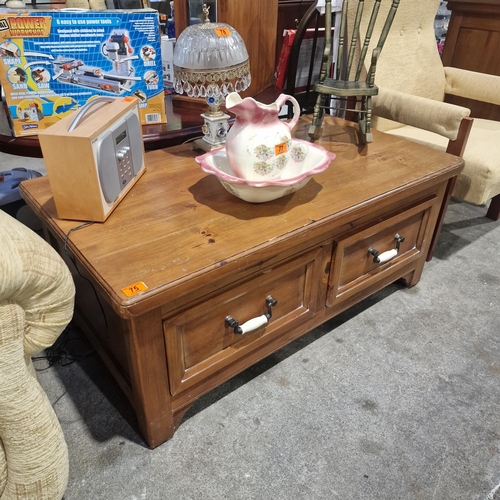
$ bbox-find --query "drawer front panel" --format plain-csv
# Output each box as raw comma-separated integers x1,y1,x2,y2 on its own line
327,198,435,306
164,246,324,397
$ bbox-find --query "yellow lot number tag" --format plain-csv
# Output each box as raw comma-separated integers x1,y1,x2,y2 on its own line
122,281,148,297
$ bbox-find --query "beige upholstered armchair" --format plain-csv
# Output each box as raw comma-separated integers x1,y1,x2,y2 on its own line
0,210,75,499
350,0,500,223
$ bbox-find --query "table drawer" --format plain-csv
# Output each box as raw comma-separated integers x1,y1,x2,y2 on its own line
327,197,436,307
164,246,325,398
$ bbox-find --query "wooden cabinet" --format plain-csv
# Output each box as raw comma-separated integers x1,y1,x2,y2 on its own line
276,0,317,67
20,115,463,448
442,0,500,120
174,0,279,97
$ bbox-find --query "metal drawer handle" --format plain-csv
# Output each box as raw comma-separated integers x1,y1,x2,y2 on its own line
225,295,278,335
368,234,405,264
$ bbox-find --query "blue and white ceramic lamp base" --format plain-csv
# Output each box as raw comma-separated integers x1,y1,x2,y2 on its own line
195,112,231,151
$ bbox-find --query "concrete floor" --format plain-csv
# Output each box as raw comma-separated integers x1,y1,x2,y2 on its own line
2,150,500,500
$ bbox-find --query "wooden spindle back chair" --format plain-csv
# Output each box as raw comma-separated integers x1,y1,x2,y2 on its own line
283,1,324,119
308,0,400,144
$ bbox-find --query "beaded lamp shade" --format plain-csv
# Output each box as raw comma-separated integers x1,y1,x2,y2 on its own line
173,4,251,123
173,5,251,150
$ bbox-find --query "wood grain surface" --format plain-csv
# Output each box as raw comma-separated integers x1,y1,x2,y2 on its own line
19,115,464,447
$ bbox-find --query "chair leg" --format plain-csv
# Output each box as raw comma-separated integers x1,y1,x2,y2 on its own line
358,96,373,144
308,93,327,141
426,176,456,261
365,96,373,143
486,193,500,221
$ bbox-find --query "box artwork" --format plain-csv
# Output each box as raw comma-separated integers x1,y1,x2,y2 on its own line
0,9,166,136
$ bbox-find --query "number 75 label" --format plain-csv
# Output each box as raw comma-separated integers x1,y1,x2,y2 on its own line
215,27,231,37
121,281,148,297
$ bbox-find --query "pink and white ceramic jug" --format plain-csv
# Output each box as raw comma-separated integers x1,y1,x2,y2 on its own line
225,92,301,181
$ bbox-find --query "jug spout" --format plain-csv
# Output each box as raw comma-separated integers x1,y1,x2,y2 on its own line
226,92,280,123
225,92,242,109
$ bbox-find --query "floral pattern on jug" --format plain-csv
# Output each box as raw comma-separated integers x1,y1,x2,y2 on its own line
225,92,301,182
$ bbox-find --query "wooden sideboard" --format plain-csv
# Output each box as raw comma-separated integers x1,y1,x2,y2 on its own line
442,0,500,120
19,115,463,448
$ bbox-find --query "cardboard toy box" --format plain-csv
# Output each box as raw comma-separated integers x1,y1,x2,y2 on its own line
160,35,175,91
0,8,166,137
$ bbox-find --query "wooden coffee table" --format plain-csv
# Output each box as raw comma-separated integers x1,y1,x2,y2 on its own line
20,115,463,448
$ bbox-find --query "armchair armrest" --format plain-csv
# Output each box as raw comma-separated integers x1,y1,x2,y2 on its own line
444,67,500,106
373,87,470,141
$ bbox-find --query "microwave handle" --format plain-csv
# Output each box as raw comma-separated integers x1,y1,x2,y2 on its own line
68,96,117,132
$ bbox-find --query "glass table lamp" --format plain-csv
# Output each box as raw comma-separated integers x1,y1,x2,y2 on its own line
173,4,251,151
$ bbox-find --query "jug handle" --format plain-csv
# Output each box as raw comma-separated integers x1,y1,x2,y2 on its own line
276,94,301,131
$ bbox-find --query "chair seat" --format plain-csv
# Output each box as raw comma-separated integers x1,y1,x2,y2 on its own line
384,118,500,206
315,78,379,97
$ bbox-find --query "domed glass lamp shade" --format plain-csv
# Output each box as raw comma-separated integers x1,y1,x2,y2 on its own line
173,4,251,151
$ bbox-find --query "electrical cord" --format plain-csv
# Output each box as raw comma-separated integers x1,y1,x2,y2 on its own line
63,221,94,252
32,325,95,371
61,220,111,339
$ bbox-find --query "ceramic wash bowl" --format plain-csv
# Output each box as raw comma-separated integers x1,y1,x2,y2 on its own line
195,139,336,203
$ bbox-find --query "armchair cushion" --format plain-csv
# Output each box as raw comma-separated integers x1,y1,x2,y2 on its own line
384,118,500,206
452,119,500,205
354,0,448,104
444,67,500,106
373,87,471,140
0,210,75,500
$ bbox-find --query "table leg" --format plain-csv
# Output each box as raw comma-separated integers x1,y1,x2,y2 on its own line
128,310,175,448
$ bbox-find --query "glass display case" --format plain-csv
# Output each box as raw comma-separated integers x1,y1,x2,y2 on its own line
187,0,217,24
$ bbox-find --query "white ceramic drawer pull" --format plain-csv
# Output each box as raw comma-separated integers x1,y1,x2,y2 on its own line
368,234,405,264
226,295,278,335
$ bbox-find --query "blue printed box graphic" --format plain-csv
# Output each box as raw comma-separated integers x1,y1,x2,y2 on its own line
0,9,166,135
